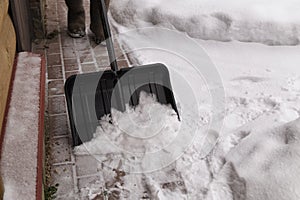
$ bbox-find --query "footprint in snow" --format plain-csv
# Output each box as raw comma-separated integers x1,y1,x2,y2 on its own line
282,77,300,92
231,76,268,83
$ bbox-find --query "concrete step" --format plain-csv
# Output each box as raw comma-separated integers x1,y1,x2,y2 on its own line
0,52,45,200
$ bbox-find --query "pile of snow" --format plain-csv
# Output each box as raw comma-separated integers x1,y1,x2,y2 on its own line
75,97,300,199
75,92,185,199
110,0,300,45
75,91,207,172
75,91,181,157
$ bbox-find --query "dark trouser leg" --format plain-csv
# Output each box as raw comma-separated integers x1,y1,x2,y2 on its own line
90,0,110,43
65,0,86,36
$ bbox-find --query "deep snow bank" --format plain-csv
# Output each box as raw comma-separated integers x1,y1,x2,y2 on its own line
110,0,300,45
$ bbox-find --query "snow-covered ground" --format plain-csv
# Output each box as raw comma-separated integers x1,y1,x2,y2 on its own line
110,0,300,45
76,0,300,199
1,53,42,200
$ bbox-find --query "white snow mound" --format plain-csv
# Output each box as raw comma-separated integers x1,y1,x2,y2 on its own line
110,0,300,45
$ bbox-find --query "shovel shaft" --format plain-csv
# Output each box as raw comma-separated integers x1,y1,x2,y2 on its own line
98,0,119,72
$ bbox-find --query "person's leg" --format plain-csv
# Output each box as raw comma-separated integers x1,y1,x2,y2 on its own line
90,0,110,44
65,0,86,38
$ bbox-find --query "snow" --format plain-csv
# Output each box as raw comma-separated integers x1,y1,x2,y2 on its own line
0,52,41,200
204,115,300,200
73,0,300,199
224,118,300,200
75,97,300,199
110,0,300,45
75,91,201,172
75,91,181,157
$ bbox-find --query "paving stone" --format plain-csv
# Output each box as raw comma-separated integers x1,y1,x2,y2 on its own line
65,71,79,79
81,63,96,73
126,52,139,65
47,42,60,48
93,46,108,57
46,35,60,44
59,19,67,27
98,66,111,71
48,79,65,96
65,63,79,72
46,13,58,22
79,50,94,63
114,42,121,49
115,48,123,56
50,165,74,198
116,54,126,60
46,43,60,54
33,49,45,56
117,59,129,69
64,58,79,72
51,137,72,163
64,58,78,65
48,96,66,114
47,65,63,79
46,25,59,34
96,56,109,67
61,35,74,47
32,40,46,51
48,114,69,136
119,43,131,51
77,176,101,190
75,36,90,44
74,40,91,51
47,54,62,66
115,54,125,62
62,47,76,59
75,155,100,176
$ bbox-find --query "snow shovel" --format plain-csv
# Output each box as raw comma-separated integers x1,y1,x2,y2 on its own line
64,0,179,146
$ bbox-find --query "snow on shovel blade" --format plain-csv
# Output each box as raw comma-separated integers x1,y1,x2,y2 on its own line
65,63,179,146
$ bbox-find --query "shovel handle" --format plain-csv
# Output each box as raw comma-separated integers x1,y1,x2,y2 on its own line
98,0,119,72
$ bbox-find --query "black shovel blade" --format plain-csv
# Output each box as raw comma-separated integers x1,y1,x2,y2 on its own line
65,63,179,146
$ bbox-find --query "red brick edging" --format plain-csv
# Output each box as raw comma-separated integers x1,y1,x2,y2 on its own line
36,55,46,200
0,54,46,200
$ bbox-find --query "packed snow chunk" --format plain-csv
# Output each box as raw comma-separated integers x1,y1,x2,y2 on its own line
75,91,180,156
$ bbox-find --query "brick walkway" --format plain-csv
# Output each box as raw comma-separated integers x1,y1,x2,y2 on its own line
32,0,131,198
